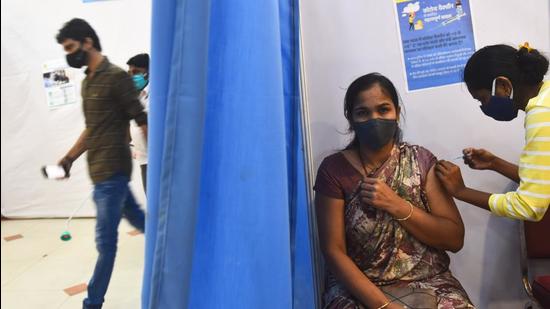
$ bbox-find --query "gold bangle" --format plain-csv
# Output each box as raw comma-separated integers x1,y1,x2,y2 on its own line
376,301,391,309
395,201,414,221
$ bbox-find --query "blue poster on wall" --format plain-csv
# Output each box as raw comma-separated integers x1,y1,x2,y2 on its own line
395,0,475,91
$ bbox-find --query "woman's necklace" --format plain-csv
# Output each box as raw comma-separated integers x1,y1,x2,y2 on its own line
357,149,380,178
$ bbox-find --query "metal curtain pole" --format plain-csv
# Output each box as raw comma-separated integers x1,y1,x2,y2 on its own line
297,3,324,308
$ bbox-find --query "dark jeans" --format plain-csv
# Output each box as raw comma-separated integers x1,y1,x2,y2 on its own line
83,173,145,309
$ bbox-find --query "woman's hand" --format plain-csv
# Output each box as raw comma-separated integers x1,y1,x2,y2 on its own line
359,177,402,212
462,148,496,170
435,160,466,197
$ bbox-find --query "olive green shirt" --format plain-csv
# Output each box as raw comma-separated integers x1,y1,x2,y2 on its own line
82,57,147,184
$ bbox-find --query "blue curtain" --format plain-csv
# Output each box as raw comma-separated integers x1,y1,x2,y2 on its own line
142,0,315,308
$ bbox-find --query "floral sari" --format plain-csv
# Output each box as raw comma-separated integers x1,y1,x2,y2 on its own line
315,143,473,309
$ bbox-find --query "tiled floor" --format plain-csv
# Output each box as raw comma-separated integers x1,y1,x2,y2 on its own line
1,218,144,309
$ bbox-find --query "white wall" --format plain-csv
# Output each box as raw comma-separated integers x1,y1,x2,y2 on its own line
300,0,549,308
1,0,151,217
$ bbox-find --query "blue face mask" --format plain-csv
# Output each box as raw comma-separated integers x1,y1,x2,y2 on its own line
132,73,149,91
479,78,518,121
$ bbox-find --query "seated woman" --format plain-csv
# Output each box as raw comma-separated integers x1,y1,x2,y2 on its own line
315,73,473,309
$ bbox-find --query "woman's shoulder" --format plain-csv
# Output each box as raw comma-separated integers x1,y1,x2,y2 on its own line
318,151,347,171
317,150,364,181
315,150,363,199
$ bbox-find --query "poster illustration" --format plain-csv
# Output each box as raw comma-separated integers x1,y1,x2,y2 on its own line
395,0,475,91
42,59,78,108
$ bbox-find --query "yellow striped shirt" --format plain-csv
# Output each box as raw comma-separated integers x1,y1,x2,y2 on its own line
489,81,550,221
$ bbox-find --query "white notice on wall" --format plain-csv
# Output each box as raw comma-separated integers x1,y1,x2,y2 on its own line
42,59,78,108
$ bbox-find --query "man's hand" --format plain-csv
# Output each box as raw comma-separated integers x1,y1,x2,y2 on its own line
58,156,74,178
